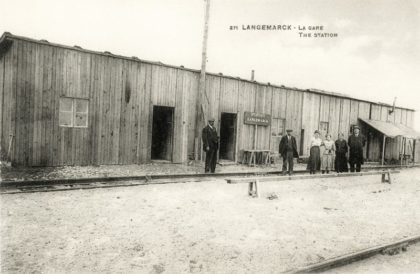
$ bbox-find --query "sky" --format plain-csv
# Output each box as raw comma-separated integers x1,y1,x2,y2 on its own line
1,0,419,130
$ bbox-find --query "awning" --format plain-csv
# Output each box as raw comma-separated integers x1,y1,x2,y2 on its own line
359,118,420,139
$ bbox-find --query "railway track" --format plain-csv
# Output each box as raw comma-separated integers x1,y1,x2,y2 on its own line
284,234,420,273
1,164,418,194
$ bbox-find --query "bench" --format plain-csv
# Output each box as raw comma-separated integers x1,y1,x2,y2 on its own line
226,170,400,198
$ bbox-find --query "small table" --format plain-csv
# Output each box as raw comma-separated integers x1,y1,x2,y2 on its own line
243,149,271,167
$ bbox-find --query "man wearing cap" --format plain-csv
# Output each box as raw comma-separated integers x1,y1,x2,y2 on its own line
202,118,219,173
279,129,299,175
348,125,366,172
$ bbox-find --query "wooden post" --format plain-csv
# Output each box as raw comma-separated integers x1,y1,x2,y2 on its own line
382,135,386,166
254,124,258,149
7,134,14,162
400,137,403,166
251,70,255,81
194,0,211,161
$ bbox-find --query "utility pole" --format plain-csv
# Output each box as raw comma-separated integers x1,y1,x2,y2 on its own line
194,0,211,161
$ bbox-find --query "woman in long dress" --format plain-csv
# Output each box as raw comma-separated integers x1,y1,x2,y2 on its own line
321,133,335,174
307,130,322,174
335,133,348,172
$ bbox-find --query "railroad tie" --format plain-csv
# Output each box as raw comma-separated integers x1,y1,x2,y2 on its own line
381,169,392,184
248,180,259,198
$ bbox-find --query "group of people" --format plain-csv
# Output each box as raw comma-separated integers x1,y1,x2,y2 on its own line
202,117,366,175
279,126,366,175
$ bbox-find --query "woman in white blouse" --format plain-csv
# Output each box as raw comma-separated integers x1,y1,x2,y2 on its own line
321,133,336,174
307,130,322,174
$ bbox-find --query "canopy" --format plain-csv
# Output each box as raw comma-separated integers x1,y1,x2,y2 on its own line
359,118,420,139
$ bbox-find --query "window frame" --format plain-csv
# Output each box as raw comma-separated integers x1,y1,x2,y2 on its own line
59,97,89,128
270,117,286,152
271,117,286,137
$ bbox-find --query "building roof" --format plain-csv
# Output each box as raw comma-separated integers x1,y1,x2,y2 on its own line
0,31,415,112
359,118,420,139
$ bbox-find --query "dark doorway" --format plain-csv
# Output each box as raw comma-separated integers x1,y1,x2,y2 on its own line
151,106,174,161
219,113,237,161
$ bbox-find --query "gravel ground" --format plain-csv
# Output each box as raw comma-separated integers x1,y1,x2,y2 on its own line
325,243,420,273
1,168,419,273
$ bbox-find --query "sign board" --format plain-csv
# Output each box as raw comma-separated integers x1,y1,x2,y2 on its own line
244,112,271,126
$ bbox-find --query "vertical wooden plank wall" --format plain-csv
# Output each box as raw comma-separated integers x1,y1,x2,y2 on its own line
338,99,351,137
370,105,381,120
406,111,413,128
3,37,418,166
285,89,303,148
255,85,272,150
0,48,4,156
236,82,257,161
172,69,191,163
186,72,199,160
219,77,239,160
301,92,320,155
137,63,153,163
205,75,221,128
328,97,340,139
0,41,15,161
368,104,382,160
357,102,370,158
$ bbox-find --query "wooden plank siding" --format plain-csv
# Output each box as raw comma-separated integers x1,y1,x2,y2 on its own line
219,77,240,160
285,89,303,150
357,102,371,158
0,45,4,157
0,36,418,166
338,98,351,137
186,72,199,160
0,40,16,162
236,81,257,161
301,92,321,155
328,96,341,140
255,85,272,151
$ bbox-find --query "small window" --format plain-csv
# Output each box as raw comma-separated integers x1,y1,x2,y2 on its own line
271,118,285,137
59,97,89,128
271,118,285,152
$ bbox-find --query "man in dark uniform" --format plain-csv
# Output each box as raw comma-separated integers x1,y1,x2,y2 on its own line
279,129,299,175
202,118,219,173
348,125,366,172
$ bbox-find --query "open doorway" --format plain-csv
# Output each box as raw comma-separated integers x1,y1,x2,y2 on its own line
151,106,174,161
219,112,237,161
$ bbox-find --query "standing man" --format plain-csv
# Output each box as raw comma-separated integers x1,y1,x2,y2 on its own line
348,125,366,172
202,118,219,173
279,129,299,175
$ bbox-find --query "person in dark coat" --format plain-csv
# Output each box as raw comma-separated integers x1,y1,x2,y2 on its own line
202,117,219,173
279,129,299,175
348,126,366,172
335,133,348,173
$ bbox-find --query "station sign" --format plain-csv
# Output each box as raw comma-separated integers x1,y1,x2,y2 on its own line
244,112,271,126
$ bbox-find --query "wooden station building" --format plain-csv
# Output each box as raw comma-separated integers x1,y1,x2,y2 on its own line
0,32,419,167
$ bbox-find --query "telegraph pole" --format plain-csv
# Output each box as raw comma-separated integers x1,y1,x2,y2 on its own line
194,0,211,161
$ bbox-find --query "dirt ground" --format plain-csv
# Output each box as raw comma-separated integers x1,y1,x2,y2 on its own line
1,168,420,273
